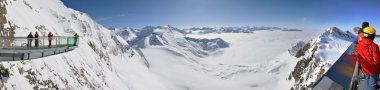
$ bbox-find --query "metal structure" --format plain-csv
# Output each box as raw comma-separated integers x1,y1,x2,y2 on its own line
0,36,79,61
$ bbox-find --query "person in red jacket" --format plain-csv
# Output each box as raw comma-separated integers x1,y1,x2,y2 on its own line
355,27,380,90
34,32,39,47
48,32,53,48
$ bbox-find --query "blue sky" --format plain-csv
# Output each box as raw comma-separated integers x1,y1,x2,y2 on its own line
62,0,380,31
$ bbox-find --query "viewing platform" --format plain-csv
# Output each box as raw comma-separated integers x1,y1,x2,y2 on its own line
0,36,79,61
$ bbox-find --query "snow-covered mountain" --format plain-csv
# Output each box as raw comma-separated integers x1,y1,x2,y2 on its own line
183,26,302,34
0,0,359,90
288,27,356,90
116,26,230,58
0,0,168,89
110,27,138,42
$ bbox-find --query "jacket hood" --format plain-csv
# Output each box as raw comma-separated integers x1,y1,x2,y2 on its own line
360,39,374,48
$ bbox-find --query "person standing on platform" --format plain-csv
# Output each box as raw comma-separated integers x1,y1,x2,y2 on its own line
34,32,39,47
48,32,53,48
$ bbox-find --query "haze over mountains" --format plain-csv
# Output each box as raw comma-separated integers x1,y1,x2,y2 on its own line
0,0,358,90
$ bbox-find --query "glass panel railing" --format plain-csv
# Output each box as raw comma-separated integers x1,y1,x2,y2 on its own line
67,37,79,46
313,43,357,90
0,36,79,61
58,37,67,46
313,76,345,90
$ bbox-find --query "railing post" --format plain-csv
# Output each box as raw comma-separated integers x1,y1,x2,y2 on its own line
66,37,69,51
28,38,31,59
74,36,79,46
12,43,15,61
58,37,60,46
42,37,44,48
28,38,30,49
67,37,69,46
21,53,24,60
55,37,58,47
28,52,30,59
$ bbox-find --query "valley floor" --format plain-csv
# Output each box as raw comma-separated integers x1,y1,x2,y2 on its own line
186,30,314,65
141,30,316,90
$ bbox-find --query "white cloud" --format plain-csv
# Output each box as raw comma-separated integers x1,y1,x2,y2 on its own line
96,13,130,22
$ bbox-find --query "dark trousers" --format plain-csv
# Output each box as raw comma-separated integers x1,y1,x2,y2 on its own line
28,40,32,48
364,74,379,90
74,39,77,46
35,39,39,47
48,40,52,47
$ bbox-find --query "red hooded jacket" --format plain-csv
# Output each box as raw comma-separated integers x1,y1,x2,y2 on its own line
355,38,380,75
358,33,364,43
48,33,53,41
34,33,39,38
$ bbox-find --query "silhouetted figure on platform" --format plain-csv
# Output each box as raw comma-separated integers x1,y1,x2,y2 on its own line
73,33,79,46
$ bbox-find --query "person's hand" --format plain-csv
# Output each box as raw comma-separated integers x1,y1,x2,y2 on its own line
352,50,358,56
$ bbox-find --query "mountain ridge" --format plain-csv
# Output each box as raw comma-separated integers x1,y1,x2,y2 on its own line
289,27,356,90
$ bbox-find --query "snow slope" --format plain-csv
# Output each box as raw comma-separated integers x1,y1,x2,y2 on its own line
0,0,168,89
289,27,356,89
